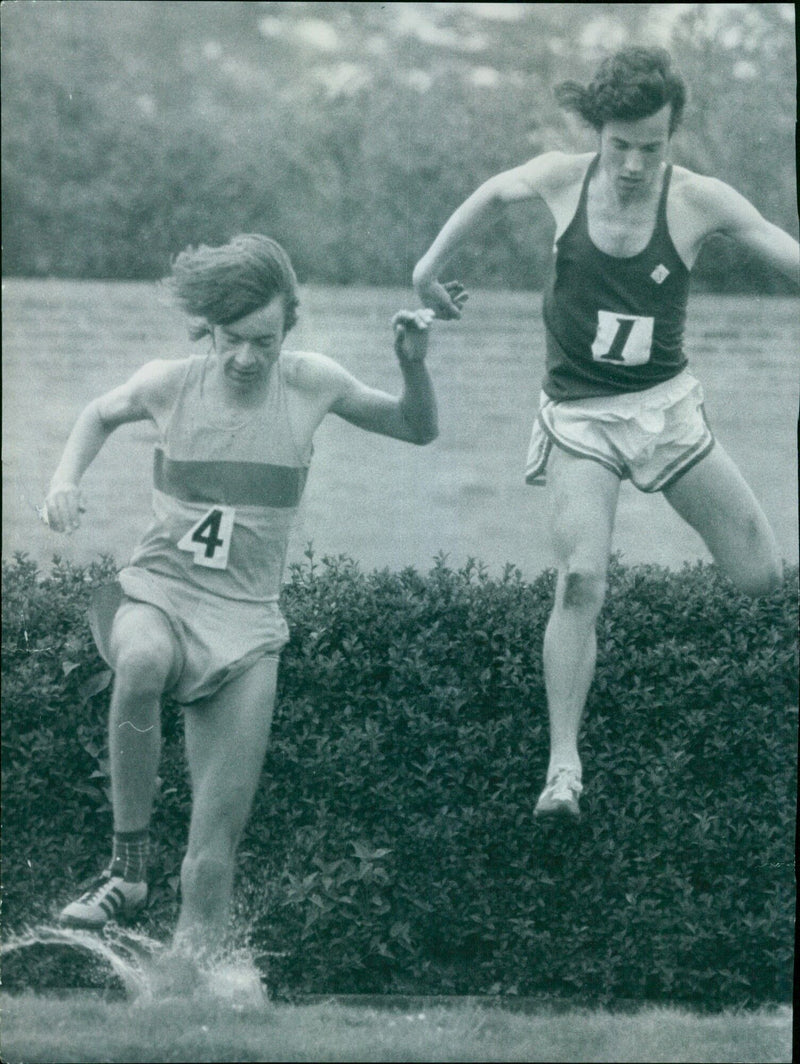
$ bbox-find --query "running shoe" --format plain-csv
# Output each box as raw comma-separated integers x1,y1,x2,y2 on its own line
534,767,583,819
59,870,147,928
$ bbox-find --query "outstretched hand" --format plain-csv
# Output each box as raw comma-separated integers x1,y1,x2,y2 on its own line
415,277,469,320
392,308,436,362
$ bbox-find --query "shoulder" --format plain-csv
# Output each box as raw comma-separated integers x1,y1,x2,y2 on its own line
531,150,593,187
669,167,760,231
130,358,191,404
281,349,351,395
665,166,778,266
670,166,728,206
491,151,591,203
133,356,191,385
93,357,190,426
121,357,190,413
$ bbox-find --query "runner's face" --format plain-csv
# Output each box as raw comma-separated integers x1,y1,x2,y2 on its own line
214,297,286,388
598,105,672,200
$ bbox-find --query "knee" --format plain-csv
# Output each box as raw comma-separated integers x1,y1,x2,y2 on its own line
112,636,173,695
558,568,607,614
732,557,782,599
721,521,782,598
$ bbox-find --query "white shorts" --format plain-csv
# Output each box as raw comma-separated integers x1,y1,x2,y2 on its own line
89,567,289,705
525,371,714,493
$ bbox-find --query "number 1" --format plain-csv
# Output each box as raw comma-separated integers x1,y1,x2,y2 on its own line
591,311,654,366
599,317,636,362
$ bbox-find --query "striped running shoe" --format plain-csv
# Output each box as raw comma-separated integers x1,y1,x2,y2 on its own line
534,768,583,820
59,870,147,928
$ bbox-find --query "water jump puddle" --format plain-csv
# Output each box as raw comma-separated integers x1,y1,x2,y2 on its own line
1,924,267,1010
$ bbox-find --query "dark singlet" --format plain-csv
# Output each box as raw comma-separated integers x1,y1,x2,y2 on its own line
542,156,690,401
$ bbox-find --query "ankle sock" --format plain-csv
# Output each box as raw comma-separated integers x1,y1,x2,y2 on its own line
110,828,149,883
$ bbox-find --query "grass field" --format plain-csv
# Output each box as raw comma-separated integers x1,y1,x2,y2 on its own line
3,280,798,579
0,992,792,1063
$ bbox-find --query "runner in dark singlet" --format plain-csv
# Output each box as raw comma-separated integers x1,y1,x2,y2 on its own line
543,155,690,400
414,47,798,820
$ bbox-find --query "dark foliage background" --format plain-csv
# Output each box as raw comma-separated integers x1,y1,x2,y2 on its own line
2,2,796,292
3,551,796,1007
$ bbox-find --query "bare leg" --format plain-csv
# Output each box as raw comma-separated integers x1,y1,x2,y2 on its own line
59,601,178,926
173,655,278,958
108,603,179,832
663,442,781,597
542,449,620,782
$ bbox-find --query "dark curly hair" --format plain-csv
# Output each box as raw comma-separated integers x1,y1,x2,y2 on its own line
555,47,686,135
163,234,300,341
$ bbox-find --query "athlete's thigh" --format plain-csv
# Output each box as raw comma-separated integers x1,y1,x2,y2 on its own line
182,655,279,843
547,446,621,571
662,441,779,575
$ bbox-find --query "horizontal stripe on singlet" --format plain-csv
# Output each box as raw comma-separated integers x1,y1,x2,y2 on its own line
154,447,307,507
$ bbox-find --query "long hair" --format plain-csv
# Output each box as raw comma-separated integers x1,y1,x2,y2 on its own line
555,47,686,135
163,234,300,340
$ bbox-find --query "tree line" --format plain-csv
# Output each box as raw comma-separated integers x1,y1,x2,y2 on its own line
2,2,796,291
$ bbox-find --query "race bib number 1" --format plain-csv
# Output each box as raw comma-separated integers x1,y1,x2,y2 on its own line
591,311,654,366
177,506,236,569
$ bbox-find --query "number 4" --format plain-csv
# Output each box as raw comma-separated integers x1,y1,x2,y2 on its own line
177,506,236,569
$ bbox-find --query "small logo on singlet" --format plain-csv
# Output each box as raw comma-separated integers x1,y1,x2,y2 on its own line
651,264,670,284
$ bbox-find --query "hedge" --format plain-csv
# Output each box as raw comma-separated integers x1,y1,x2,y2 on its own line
2,550,796,1007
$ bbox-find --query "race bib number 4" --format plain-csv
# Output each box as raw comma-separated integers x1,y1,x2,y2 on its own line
177,506,236,569
591,311,654,366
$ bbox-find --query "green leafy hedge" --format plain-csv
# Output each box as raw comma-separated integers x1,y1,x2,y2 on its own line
2,551,796,1006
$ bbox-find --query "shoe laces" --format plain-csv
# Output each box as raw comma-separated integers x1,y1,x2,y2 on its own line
79,871,116,903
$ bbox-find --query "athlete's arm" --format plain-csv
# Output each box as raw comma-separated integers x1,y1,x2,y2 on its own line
693,178,799,283
295,311,439,444
412,151,570,319
44,360,181,533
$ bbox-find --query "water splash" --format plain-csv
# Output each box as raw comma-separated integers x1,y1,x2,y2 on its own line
1,924,267,1010
146,942,267,1010
1,924,163,1001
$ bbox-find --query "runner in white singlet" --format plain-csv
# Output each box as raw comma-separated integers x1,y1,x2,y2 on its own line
43,234,463,975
